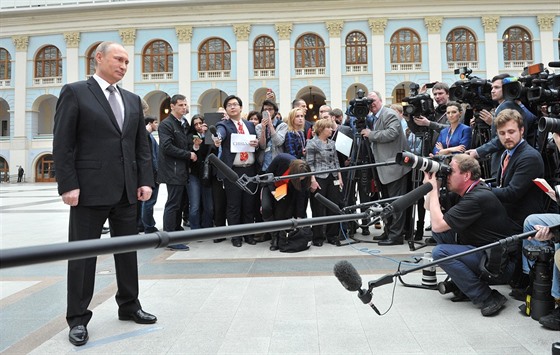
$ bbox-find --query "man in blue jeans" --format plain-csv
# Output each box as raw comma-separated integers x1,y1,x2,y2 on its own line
424,154,518,316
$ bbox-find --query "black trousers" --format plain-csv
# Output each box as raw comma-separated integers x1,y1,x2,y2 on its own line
381,172,410,240
310,175,343,242
224,165,256,241
66,191,140,328
163,184,187,232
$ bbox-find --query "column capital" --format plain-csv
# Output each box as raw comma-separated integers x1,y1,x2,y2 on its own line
64,32,80,48
12,36,29,51
119,28,136,45
537,15,555,31
326,20,344,37
275,23,293,40
424,17,443,34
233,24,251,41
176,26,193,43
368,18,387,35
481,16,500,32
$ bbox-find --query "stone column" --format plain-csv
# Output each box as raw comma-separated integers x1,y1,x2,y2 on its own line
326,20,343,109
233,24,251,105
118,29,136,91
275,23,292,115
176,26,193,99
64,32,80,83
481,16,500,78
537,15,555,66
11,36,29,176
424,17,443,83
368,18,387,96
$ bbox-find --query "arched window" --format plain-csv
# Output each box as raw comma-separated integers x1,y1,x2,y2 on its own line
35,45,62,78
390,29,421,71
503,26,533,63
143,40,173,80
86,42,101,77
294,33,325,76
446,28,478,68
346,31,368,73
198,38,231,79
254,35,275,77
0,157,8,182
0,48,11,85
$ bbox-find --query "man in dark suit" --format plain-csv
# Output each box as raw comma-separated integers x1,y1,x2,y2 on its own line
53,41,156,347
214,95,259,247
361,91,411,245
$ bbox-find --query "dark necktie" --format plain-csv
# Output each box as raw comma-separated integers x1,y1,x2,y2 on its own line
237,121,248,161
107,85,123,130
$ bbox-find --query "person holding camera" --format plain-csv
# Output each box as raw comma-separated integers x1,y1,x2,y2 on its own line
411,82,451,154
425,154,517,316
187,114,214,230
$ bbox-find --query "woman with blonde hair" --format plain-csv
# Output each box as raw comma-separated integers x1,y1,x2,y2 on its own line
283,108,307,159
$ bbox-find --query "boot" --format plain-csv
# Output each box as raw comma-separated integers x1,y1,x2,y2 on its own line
270,232,279,251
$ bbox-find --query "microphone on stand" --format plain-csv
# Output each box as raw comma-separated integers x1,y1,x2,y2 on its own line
333,260,382,315
372,182,432,219
207,154,253,194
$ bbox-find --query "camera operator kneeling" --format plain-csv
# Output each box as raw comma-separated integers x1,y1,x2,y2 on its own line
424,154,519,316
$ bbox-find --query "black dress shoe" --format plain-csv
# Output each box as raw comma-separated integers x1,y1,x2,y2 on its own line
312,240,323,247
244,237,257,245
232,239,242,247
119,309,157,324
378,238,404,246
361,228,370,236
373,233,387,241
69,325,88,346
213,238,226,243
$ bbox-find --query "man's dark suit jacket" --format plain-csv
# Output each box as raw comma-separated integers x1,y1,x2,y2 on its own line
53,77,153,206
215,119,256,177
493,140,546,227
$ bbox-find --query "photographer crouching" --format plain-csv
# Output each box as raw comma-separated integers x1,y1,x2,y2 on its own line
424,154,518,316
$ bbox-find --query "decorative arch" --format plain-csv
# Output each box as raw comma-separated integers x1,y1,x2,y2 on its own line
31,94,57,136
85,41,102,77
0,155,8,182
0,47,12,85
35,153,56,183
1,97,10,137
34,45,62,79
295,86,326,121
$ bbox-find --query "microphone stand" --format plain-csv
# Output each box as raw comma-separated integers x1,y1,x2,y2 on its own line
354,226,560,313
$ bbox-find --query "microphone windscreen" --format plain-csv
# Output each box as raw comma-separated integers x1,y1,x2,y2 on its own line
389,182,432,214
209,125,217,136
548,61,560,68
207,153,238,184
333,260,362,291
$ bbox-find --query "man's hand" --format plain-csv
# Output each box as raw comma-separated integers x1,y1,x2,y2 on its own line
531,225,553,242
61,189,80,206
137,186,152,202
360,128,371,138
423,171,438,190
190,152,198,162
414,116,430,127
477,109,493,126
249,139,258,148
464,149,479,158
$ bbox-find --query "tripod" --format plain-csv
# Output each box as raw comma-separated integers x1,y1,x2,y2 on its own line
340,130,378,245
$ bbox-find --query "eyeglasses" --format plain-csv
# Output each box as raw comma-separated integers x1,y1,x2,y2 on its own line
226,103,240,108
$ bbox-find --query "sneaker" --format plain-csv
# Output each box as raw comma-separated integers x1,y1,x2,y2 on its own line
480,290,507,316
539,307,560,331
167,244,189,251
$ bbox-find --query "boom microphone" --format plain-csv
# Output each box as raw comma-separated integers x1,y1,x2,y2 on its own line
314,193,343,215
379,182,432,217
548,61,560,68
207,153,238,184
333,260,363,291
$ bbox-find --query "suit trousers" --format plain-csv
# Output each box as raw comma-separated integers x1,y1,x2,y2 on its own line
66,191,141,327
224,165,256,241
381,173,409,240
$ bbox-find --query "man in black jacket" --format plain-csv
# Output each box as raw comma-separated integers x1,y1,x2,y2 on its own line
157,94,197,251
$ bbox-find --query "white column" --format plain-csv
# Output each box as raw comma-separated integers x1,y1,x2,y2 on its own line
482,16,500,78
64,32,80,83
538,15,555,65
234,24,251,104
326,21,343,109
119,29,136,91
276,23,292,115
176,26,193,99
369,19,387,96
10,36,29,176
425,17,443,83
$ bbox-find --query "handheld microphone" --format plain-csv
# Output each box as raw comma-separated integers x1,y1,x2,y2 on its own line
207,153,238,184
209,125,219,138
333,260,363,291
377,182,432,217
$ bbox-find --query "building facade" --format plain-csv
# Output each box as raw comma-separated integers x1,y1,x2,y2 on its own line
0,0,558,182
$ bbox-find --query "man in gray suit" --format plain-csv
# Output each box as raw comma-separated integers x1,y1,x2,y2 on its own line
53,41,156,346
361,91,411,245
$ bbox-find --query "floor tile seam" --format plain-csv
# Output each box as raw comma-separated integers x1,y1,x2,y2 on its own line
0,198,63,211
0,276,64,308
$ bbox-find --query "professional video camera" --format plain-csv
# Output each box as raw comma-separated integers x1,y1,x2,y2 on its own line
520,245,556,321
402,83,435,118
348,89,373,131
449,67,494,115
